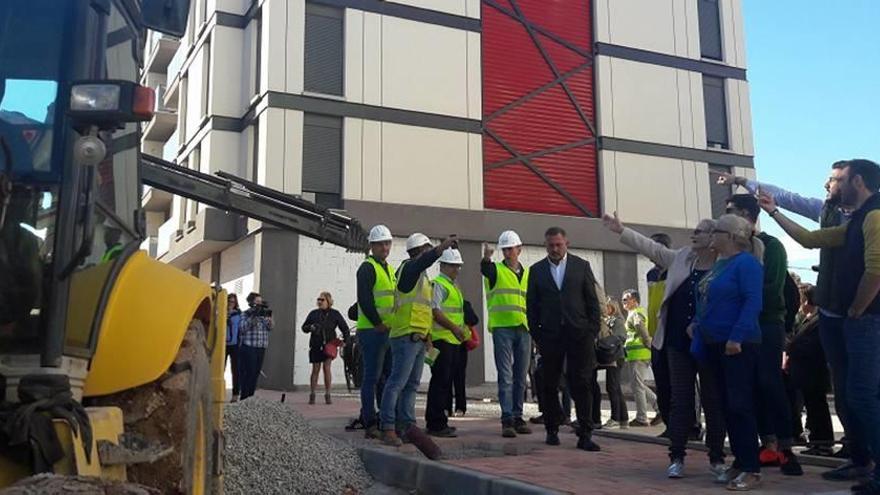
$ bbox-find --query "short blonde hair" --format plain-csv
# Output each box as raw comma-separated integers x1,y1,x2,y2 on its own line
605,297,623,317
716,214,764,262
319,291,334,307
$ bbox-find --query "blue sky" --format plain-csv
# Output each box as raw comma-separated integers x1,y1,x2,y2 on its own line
743,0,880,282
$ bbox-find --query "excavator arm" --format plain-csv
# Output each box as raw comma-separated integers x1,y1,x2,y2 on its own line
140,153,369,252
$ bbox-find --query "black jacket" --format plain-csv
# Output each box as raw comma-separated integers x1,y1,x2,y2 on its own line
527,254,601,345
301,309,349,350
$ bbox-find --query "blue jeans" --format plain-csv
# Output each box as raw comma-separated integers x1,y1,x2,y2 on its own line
819,314,868,463
493,327,531,422
844,314,880,477
380,335,426,431
359,329,389,427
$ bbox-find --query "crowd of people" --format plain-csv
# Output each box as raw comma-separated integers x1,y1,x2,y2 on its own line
226,157,880,493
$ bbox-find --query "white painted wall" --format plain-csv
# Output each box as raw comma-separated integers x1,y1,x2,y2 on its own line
209,26,246,118
599,150,713,229
386,0,480,19
345,14,481,120
343,119,483,210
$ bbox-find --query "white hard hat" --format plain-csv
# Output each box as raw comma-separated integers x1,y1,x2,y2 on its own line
439,248,464,265
405,233,432,251
497,230,523,249
368,225,393,243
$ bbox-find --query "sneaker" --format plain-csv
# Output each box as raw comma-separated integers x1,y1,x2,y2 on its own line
650,415,664,427
427,427,458,438
667,459,685,479
502,423,517,438
230,394,240,403
455,410,466,417
602,419,621,429
822,461,873,481
345,417,366,431
779,450,803,476
576,436,601,452
710,463,729,478
726,472,761,491
715,467,742,484
546,429,561,446
381,430,403,447
629,418,650,427
514,418,533,434
529,415,545,425
758,447,781,467
657,429,669,438
802,446,835,457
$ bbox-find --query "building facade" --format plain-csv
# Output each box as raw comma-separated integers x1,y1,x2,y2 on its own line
140,0,755,389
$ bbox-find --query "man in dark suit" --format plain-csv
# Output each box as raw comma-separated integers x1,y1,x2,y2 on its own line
527,226,602,451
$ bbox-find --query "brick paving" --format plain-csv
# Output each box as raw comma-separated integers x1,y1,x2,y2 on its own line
252,389,851,495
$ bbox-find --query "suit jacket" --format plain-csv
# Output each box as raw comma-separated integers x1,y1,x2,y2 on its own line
527,254,601,346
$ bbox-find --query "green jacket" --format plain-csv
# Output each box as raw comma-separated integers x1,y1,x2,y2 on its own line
757,232,787,325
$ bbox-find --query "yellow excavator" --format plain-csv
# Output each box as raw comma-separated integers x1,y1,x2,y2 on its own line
0,0,367,493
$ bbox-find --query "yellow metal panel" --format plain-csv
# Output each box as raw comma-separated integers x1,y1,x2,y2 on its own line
84,252,213,397
66,262,113,349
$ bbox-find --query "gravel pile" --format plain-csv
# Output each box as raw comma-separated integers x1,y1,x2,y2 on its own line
225,398,373,495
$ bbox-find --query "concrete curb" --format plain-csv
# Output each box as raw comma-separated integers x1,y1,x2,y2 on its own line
359,446,568,495
592,429,845,468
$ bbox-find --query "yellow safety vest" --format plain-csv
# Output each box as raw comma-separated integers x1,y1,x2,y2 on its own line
431,274,471,345
391,259,433,338
647,270,667,337
485,262,529,331
625,306,652,361
357,257,397,330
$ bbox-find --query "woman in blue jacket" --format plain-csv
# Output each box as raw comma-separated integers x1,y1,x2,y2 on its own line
226,293,242,402
691,214,764,491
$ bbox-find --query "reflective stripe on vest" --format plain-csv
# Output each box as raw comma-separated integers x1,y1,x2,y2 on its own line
391,260,433,337
625,306,652,361
357,257,397,330
431,275,470,345
485,262,529,331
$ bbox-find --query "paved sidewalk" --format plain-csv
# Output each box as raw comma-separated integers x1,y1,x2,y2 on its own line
253,389,850,495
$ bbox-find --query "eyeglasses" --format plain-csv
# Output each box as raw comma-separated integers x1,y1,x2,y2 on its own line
317,298,325,302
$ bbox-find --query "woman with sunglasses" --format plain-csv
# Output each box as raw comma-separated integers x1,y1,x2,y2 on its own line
302,292,350,405
692,214,765,491
226,293,242,402
603,213,727,479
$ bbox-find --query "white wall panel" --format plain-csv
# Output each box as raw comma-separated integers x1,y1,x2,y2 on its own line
344,10,365,103
387,0,470,17
362,13,383,106
210,27,245,117
362,120,383,201
261,0,287,93
601,0,677,56
285,1,305,94
283,110,304,195
382,19,469,118
467,133,484,210
605,58,681,146
203,130,244,177
466,32,482,120
380,124,471,209
343,118,364,200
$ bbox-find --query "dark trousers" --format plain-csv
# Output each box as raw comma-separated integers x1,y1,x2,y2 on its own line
705,342,760,473
785,368,834,446
538,338,596,436
447,345,468,414
239,345,266,400
426,340,459,432
842,315,880,476
535,355,572,419
652,347,671,425
818,314,861,456
592,362,628,423
756,322,794,447
667,347,726,463
225,344,240,396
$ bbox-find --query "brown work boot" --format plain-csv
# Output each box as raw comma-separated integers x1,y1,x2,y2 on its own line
514,417,533,434
381,430,403,447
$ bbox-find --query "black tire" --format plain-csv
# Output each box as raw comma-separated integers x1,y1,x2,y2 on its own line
92,320,214,494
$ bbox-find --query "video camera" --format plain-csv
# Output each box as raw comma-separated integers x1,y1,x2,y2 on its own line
250,301,273,318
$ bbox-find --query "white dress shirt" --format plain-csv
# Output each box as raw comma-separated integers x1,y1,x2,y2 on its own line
549,254,567,290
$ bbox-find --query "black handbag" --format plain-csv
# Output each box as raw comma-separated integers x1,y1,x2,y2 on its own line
596,334,625,366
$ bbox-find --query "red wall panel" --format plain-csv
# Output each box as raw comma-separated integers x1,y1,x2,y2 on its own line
482,0,599,217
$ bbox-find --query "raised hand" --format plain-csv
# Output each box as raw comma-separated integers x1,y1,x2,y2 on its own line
757,189,777,213
483,243,494,260
712,170,741,186
601,211,624,234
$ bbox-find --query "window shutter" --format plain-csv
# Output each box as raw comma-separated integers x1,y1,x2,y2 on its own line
304,4,344,96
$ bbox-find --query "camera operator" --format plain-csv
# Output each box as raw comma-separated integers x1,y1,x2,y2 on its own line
239,292,275,400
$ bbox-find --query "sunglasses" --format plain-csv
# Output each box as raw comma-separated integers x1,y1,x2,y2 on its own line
317,298,326,302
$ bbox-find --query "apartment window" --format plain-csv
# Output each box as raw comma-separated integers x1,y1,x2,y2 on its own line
304,3,344,96
302,114,342,209
698,0,723,60
709,165,733,217
703,76,729,149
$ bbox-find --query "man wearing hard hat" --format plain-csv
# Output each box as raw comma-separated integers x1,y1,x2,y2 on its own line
482,230,533,438
356,225,396,439
379,232,457,447
425,248,469,438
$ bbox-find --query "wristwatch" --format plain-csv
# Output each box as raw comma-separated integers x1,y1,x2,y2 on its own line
769,208,780,217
